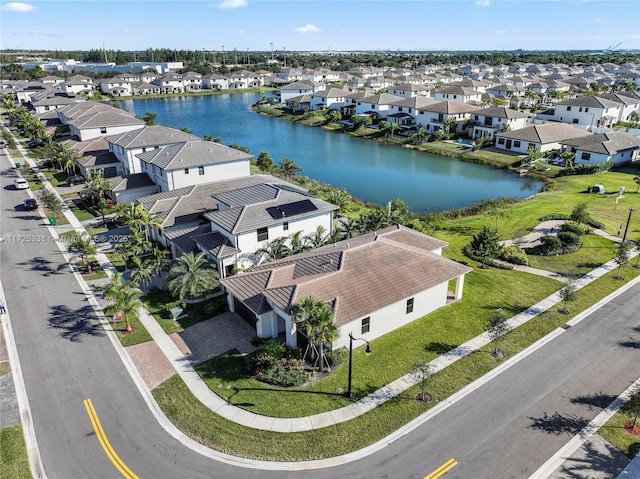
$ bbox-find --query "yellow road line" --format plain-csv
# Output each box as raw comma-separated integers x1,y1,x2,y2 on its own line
424,458,458,479
83,398,139,479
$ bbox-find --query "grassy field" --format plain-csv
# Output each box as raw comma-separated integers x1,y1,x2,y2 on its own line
154,257,640,461
102,307,152,347
599,411,640,459
0,427,32,479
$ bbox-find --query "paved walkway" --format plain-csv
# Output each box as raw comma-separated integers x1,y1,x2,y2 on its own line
4,137,640,475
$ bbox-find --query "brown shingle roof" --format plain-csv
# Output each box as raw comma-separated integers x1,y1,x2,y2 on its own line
221,226,471,326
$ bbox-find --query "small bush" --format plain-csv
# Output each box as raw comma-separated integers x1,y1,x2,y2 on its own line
256,359,311,387
539,213,569,221
562,220,592,235
530,235,563,256
245,340,288,374
203,296,227,316
585,218,605,230
325,347,348,367
498,246,529,266
250,336,268,347
557,231,583,253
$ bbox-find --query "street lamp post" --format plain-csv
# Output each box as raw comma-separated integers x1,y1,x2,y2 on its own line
346,332,371,399
221,45,225,66
621,208,636,244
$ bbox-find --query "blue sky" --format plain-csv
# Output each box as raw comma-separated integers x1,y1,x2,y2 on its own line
1,0,639,52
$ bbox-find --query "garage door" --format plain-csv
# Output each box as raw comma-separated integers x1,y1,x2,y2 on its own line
234,297,256,328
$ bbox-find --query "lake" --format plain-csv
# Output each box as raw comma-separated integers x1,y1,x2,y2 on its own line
115,93,543,213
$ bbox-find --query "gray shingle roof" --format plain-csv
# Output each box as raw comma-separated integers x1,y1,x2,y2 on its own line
108,172,156,192
204,187,337,234
193,231,240,259
136,140,253,170
475,106,530,119
557,96,622,109
69,111,144,129
105,125,198,148
495,123,592,144
560,131,640,155
417,101,480,114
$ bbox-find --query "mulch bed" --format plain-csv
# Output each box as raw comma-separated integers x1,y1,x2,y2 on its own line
624,422,640,435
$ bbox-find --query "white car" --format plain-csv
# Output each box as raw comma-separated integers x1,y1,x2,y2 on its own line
14,178,29,190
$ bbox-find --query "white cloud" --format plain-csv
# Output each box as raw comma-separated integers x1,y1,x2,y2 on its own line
630,34,640,39
294,24,320,34
475,0,491,7
235,29,246,34
26,30,62,38
495,30,507,35
1,2,36,12
213,0,247,9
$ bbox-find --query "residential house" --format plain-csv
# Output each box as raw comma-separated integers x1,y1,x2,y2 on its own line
416,101,480,133
136,139,253,192
598,93,640,123
32,96,82,114
387,96,439,127
40,75,65,85
60,75,94,95
387,83,432,99
561,131,640,166
131,81,161,96
100,76,133,96
551,96,624,129
106,125,199,175
68,110,144,141
182,71,203,91
220,225,472,349
202,74,229,90
64,137,123,178
434,86,483,105
155,73,184,93
470,106,530,140
309,87,350,111
278,81,317,104
494,123,592,154
353,93,404,119
107,173,159,205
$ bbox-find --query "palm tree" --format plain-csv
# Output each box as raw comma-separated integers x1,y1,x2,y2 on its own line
410,128,428,145
166,252,219,301
54,143,82,175
148,245,170,289
97,273,142,333
80,169,112,226
305,225,329,249
325,189,351,217
256,237,289,262
291,295,338,372
442,116,458,136
634,175,640,193
68,234,97,273
524,145,544,167
287,231,309,256
340,217,362,240
326,110,342,124
129,256,155,291
114,203,161,240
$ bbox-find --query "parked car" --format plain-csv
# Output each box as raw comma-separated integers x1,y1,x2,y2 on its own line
13,178,29,190
23,198,38,210
66,175,86,186
27,140,44,148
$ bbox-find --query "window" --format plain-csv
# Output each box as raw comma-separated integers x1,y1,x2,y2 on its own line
581,152,591,161
498,138,505,145
142,147,147,153
198,166,205,175
282,221,289,231
257,227,268,242
184,168,189,174
585,107,589,113
513,141,521,148
406,298,414,314
567,106,572,111
572,119,579,124
361,317,370,334
100,127,107,134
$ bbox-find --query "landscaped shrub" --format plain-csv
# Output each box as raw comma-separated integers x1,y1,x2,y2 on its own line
557,231,583,253
250,336,268,347
203,295,227,316
585,218,605,230
530,235,563,256
539,213,569,222
562,220,592,236
325,346,348,367
498,246,529,266
256,359,312,387
245,340,288,375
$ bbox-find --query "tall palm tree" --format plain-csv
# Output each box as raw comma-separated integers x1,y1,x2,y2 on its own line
277,157,302,179
166,252,219,301
256,236,289,262
340,217,362,240
68,234,97,273
287,231,309,256
325,189,351,217
129,256,155,292
291,295,338,372
114,203,161,240
97,273,142,332
305,225,329,249
55,143,82,175
80,169,112,225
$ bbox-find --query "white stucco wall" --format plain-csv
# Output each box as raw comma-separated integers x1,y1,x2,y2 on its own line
167,160,250,190
74,124,140,141
331,282,449,350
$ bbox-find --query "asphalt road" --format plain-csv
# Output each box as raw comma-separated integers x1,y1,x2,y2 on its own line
1,149,638,479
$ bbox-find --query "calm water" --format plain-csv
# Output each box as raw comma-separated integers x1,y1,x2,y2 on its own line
115,94,543,213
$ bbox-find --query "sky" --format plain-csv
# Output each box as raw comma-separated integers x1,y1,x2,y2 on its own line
0,0,639,53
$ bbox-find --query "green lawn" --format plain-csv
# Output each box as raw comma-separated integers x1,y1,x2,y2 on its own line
0,361,10,377
154,260,640,461
0,427,32,479
526,234,618,277
102,307,152,347
599,411,640,459
41,170,69,188
142,290,228,334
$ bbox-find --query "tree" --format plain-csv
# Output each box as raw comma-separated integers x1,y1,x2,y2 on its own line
98,274,142,333
277,157,302,179
291,295,338,372
68,234,97,273
129,256,155,291
633,175,640,193
54,143,82,175
148,245,170,289
326,110,342,124
39,187,62,218
350,114,373,130
560,151,576,168
305,225,329,249
412,358,434,403
257,236,290,262
141,112,157,126
325,189,351,217
569,203,589,224
621,385,640,429
558,278,578,314
287,231,309,256
523,145,543,167
443,116,458,136
340,217,362,240
485,310,512,357
467,225,502,267
167,252,220,301
80,169,111,226
409,128,428,145
114,202,160,241
614,242,630,280
256,151,274,172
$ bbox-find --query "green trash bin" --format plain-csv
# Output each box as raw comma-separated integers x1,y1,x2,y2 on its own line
48,217,56,226
15,162,21,168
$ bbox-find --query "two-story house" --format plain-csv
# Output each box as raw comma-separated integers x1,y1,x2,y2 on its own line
136,139,253,192
470,106,530,140
551,96,623,130
561,131,640,166
416,101,480,133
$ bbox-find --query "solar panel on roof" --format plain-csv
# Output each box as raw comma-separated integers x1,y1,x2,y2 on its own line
266,199,318,219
